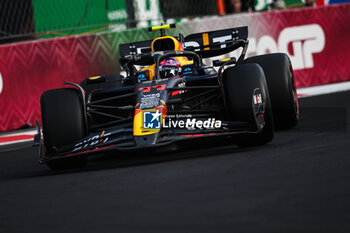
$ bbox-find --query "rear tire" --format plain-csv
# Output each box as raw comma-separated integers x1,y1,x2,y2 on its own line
41,88,87,170
223,63,274,147
244,53,299,129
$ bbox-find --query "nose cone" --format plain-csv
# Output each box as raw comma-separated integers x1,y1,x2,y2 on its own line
135,134,158,147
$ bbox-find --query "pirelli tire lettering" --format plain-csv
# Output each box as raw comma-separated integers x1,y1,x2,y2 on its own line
247,24,325,70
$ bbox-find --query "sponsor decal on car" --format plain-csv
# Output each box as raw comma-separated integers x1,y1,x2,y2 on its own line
137,71,148,81
143,110,162,129
140,93,160,109
138,84,166,93
253,93,262,104
72,131,111,152
162,118,222,130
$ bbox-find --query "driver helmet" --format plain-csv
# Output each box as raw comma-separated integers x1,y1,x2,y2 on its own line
159,57,181,78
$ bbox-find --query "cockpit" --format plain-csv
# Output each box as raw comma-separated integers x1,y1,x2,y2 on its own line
137,35,192,81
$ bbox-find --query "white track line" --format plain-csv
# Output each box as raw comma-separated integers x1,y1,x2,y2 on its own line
297,81,350,98
0,129,37,137
0,129,37,146
0,139,34,146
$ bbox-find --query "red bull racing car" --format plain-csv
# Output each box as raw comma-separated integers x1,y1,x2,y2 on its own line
35,24,299,169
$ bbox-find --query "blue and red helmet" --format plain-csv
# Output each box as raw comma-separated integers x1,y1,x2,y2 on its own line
159,57,181,78
160,57,181,67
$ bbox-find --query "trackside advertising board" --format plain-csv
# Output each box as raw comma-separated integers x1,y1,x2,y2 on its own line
177,3,350,87
0,4,349,132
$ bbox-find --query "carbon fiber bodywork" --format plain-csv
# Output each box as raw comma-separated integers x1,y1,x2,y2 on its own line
37,26,268,164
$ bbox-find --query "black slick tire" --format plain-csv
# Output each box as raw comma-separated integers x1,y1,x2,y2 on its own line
244,53,299,129
40,88,87,170
223,63,274,147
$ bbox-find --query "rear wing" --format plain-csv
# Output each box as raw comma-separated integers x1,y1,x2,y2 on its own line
183,26,248,58
119,26,248,59
119,40,153,58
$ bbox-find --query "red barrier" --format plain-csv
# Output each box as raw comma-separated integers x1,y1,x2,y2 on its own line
0,4,349,132
242,3,350,88
0,35,119,132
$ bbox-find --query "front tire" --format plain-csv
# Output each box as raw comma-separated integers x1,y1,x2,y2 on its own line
223,63,274,147
41,88,87,170
244,53,299,129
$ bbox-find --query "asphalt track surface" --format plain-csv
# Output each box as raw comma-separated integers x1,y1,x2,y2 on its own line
1,91,350,233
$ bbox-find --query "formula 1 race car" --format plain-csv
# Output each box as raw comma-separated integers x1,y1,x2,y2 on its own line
35,24,299,169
